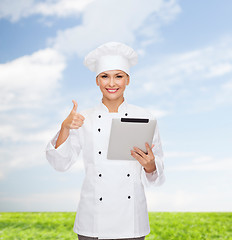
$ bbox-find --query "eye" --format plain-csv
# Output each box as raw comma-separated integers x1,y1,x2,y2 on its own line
101,75,108,78
116,75,123,78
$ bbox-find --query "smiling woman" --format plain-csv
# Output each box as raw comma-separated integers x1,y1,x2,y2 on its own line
46,42,165,240
96,70,130,112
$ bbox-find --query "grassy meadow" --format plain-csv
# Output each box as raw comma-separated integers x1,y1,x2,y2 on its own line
0,212,231,239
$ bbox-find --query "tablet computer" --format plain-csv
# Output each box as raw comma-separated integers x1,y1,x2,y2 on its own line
107,118,156,160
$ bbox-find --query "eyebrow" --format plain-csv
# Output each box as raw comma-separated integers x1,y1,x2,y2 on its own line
99,71,124,76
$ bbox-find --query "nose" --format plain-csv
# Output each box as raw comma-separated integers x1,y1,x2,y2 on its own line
109,76,115,87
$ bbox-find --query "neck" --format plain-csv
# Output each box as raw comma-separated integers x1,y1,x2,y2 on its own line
102,97,124,113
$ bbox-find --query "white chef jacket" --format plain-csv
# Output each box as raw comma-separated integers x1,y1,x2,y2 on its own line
46,100,165,239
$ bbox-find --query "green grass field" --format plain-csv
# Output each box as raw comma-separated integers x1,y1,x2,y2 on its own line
0,212,231,239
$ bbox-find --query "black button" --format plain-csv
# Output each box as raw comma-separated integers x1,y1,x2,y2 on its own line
99,174,102,177
125,113,128,116
99,197,102,201
98,115,101,118
127,174,130,177
98,128,101,132
128,196,131,199
99,151,101,155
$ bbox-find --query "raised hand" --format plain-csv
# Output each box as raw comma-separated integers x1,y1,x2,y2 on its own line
62,100,85,130
55,100,85,149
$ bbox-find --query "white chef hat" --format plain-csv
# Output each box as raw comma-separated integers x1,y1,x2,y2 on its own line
84,42,138,76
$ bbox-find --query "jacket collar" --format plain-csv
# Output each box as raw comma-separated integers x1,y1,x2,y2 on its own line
97,99,128,113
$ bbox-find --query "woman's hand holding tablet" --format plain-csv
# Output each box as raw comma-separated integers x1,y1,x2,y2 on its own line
131,143,156,173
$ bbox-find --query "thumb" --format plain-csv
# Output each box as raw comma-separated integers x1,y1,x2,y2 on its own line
72,99,78,112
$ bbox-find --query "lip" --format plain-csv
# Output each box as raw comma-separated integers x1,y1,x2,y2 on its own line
106,88,119,93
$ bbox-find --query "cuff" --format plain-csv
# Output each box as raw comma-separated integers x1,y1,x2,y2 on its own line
47,131,72,158
142,167,159,187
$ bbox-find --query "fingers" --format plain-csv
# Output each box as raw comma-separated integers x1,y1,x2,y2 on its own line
73,112,85,121
130,150,146,165
71,100,85,120
133,146,147,158
145,142,153,155
72,99,78,112
70,122,83,129
70,118,84,129
131,143,155,168
62,100,85,130
70,113,85,129
62,101,85,130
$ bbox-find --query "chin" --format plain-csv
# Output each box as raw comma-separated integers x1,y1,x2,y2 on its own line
105,93,123,101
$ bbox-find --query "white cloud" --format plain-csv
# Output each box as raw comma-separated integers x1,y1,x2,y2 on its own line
51,0,181,56
0,144,42,179
214,79,232,105
205,63,232,78
0,136,84,180
192,156,213,163
146,189,232,211
130,36,232,112
0,190,81,211
0,48,66,110
146,190,199,211
0,0,33,22
0,0,94,22
134,38,232,94
164,151,196,158
164,151,232,172
168,157,232,172
0,48,67,178
33,0,95,18
145,107,171,118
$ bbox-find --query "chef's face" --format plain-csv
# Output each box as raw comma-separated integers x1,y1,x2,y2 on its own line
96,70,130,101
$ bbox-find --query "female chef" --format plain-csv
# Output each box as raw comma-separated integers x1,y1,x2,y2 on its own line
46,42,165,240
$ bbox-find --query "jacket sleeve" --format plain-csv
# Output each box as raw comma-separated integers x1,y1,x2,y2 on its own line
141,120,165,187
46,129,82,172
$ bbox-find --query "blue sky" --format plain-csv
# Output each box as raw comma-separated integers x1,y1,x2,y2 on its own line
0,0,231,212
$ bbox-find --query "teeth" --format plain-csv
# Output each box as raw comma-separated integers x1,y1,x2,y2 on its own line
107,89,118,93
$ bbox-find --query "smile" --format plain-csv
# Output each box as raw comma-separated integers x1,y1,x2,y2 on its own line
106,88,119,93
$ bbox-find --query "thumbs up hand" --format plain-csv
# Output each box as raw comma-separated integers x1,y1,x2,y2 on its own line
72,99,78,112
61,100,85,130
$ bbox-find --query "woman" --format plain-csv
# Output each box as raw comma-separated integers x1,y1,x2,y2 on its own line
46,42,165,240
